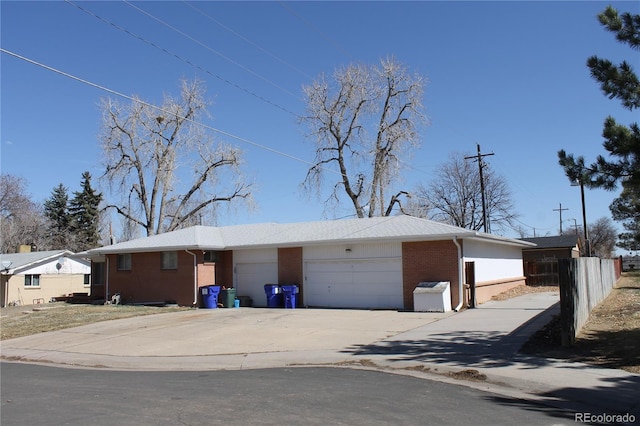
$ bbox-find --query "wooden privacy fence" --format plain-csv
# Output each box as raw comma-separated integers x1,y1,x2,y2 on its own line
558,257,617,346
524,259,559,286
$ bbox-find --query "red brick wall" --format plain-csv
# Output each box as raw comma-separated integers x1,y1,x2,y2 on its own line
216,251,233,288
402,240,461,310
197,261,215,285
278,247,302,284
278,247,303,305
107,251,197,306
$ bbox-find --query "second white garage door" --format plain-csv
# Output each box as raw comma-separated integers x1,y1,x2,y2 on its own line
305,259,403,309
235,262,278,308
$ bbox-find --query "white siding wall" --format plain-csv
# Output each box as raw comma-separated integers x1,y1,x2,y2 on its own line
24,258,90,275
5,259,91,306
463,239,524,282
233,248,278,307
233,248,278,263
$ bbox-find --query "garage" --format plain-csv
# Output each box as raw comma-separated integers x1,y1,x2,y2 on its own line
234,248,278,308
305,259,403,309
235,262,278,307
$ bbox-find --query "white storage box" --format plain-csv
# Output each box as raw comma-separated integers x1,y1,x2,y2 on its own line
413,281,451,312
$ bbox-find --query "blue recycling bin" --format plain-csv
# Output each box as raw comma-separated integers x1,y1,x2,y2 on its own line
281,285,299,309
200,285,221,309
264,284,283,308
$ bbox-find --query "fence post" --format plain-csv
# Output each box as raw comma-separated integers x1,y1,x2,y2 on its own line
558,258,575,346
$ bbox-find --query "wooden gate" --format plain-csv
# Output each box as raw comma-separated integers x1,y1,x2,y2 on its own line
524,259,559,286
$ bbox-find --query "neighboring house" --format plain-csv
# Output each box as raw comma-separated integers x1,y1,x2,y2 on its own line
520,235,580,261
84,215,534,310
520,235,580,286
622,255,639,272
0,250,91,307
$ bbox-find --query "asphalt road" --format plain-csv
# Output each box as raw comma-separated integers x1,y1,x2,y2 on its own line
1,362,573,426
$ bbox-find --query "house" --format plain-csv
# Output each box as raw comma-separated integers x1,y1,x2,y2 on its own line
520,235,580,261
622,255,639,272
520,235,580,286
84,215,534,310
0,250,91,307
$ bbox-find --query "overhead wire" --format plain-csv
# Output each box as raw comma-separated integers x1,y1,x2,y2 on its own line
274,3,527,226
113,0,549,229
64,0,299,117
181,0,313,80
0,48,342,180
121,0,299,99
275,3,441,181
129,0,426,199
18,3,507,223
277,1,353,62
71,0,434,190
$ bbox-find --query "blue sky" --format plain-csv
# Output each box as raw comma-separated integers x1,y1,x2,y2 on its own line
1,1,638,245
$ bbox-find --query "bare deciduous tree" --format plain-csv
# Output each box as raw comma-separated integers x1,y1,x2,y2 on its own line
301,57,427,218
0,174,47,253
588,217,618,258
100,79,251,237
412,152,518,233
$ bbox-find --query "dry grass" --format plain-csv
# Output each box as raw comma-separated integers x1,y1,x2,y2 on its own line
491,284,559,301
0,303,190,340
521,271,640,374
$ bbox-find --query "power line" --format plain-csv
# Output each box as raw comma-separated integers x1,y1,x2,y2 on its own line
64,0,299,117
1,47,419,217
130,1,438,185
121,0,299,99
182,0,312,80
277,1,353,61
0,48,340,179
511,217,557,232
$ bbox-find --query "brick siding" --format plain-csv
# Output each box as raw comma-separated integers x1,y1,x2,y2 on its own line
106,251,197,306
278,247,303,305
402,240,461,310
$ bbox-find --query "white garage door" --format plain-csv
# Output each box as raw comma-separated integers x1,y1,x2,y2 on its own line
235,263,278,308
305,259,403,309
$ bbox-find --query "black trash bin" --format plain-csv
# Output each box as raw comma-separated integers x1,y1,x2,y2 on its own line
264,284,283,308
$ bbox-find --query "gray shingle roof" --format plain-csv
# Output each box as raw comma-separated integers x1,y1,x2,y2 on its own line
86,215,534,255
520,235,579,249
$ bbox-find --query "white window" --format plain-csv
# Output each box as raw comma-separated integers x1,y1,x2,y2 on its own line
24,274,40,287
117,254,132,271
161,251,178,270
84,274,91,286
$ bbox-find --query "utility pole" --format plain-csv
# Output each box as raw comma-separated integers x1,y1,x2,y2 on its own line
553,203,569,235
570,218,579,235
465,144,494,233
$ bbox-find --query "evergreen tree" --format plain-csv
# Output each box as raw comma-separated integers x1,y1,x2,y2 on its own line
69,171,103,251
43,183,71,249
610,185,640,251
558,6,640,248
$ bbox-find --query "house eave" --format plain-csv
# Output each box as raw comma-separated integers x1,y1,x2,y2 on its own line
88,234,535,254
89,244,227,256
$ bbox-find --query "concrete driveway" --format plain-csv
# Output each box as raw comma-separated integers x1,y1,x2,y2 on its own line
5,293,640,418
0,307,452,370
